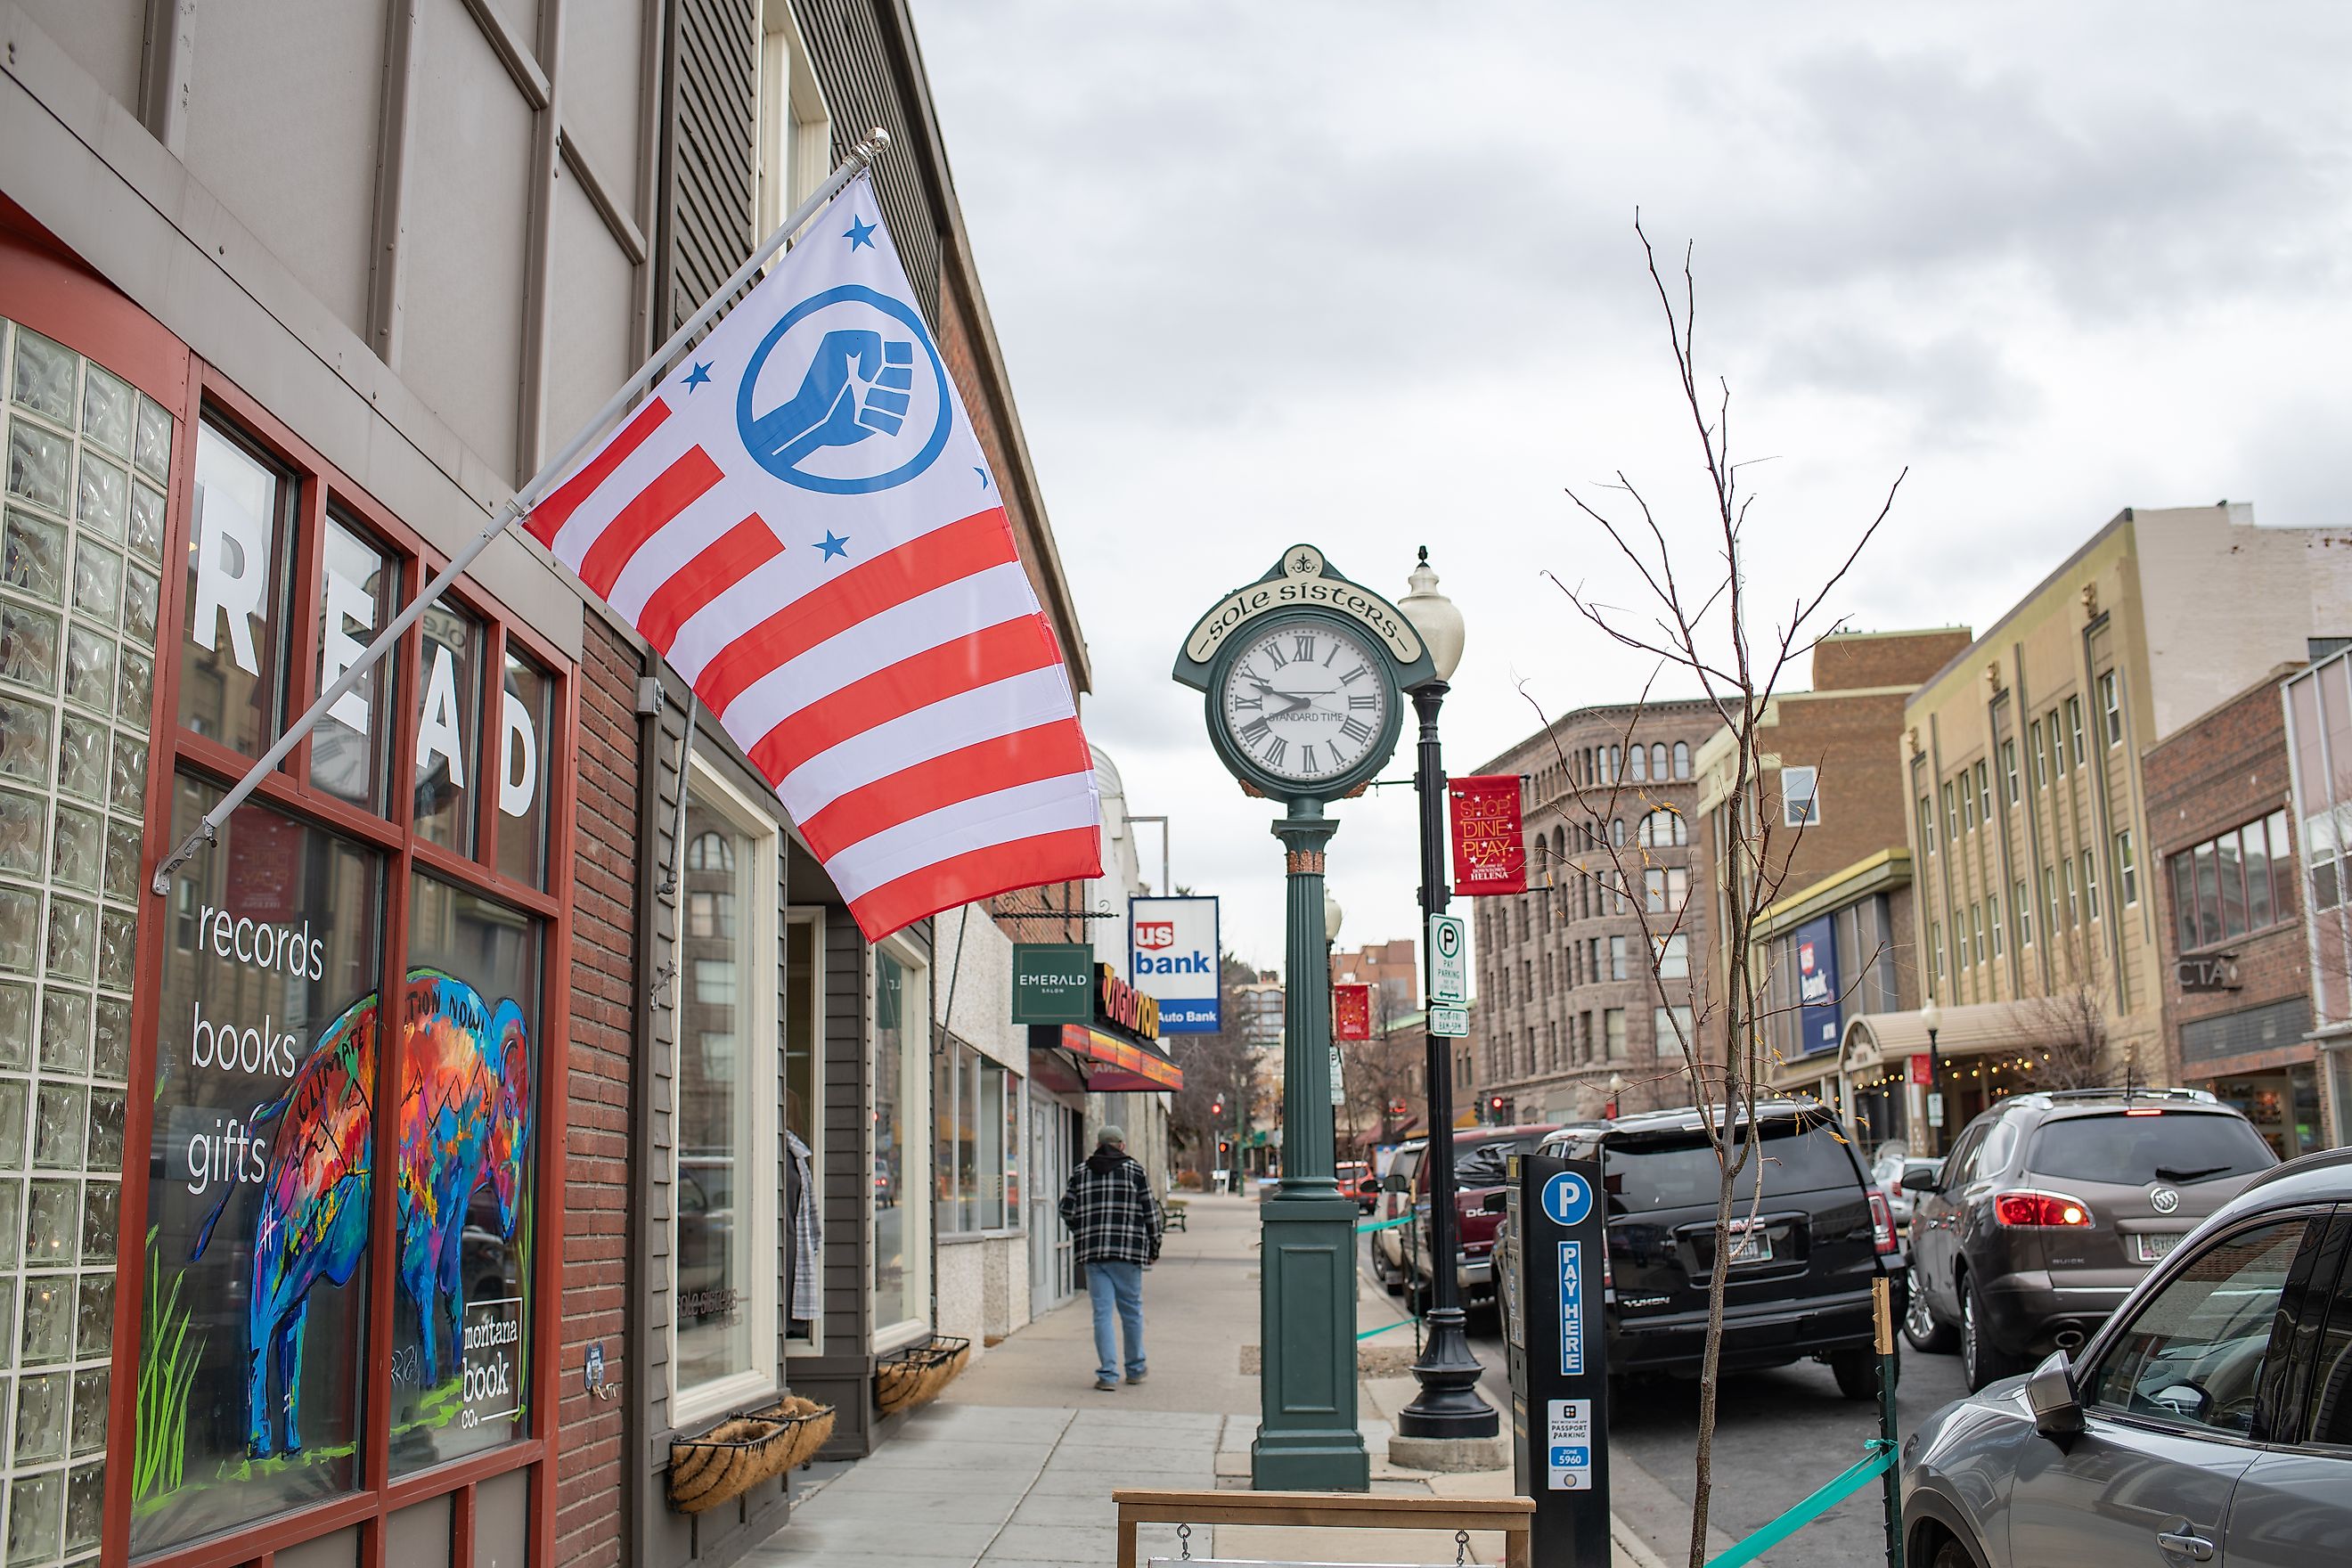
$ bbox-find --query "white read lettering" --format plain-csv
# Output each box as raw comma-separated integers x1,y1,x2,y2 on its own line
500,690,536,818
417,645,468,788
321,566,376,732
191,480,271,674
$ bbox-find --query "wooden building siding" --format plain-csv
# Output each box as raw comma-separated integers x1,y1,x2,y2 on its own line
657,0,760,334
798,0,942,321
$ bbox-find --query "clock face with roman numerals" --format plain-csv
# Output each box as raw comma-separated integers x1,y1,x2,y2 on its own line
1216,617,1392,787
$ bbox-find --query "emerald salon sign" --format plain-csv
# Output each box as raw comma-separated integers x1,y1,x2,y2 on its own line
1011,943,1093,1025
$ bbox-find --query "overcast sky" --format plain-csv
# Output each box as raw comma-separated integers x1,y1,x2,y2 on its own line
909,1,2352,982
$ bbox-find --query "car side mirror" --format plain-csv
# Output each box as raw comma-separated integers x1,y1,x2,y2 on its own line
1384,1173,1409,1193
1481,1190,1509,1213
1900,1169,1938,1193
2027,1351,2084,1443
1357,1178,1378,1196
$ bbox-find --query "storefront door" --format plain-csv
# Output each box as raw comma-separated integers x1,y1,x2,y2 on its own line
1028,1100,1076,1308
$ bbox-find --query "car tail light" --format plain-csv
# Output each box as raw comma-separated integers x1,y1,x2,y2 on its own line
1602,1242,1613,1290
1995,1190,2095,1228
1866,1188,1899,1254
2125,1107,2164,1117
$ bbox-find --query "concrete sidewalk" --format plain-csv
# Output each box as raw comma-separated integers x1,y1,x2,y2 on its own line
747,1193,1656,1566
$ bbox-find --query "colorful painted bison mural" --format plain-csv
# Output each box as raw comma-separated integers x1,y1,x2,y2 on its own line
189,968,534,1458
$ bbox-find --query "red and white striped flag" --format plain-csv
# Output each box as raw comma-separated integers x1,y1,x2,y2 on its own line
527,176,1099,937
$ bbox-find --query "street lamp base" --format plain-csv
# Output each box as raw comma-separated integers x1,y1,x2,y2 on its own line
1395,1306,1499,1438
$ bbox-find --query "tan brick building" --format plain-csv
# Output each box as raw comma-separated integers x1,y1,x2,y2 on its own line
1851,504,2352,1150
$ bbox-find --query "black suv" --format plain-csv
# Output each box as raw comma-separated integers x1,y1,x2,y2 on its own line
1532,1101,1904,1401
1902,1087,2278,1391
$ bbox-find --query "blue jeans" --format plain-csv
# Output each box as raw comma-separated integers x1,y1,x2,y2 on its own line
1087,1261,1146,1382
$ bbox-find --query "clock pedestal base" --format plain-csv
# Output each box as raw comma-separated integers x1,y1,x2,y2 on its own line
1251,1192,1371,1491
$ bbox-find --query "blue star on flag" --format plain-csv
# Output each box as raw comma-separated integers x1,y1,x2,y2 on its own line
844,216,878,251
815,530,851,561
682,360,713,391
976,467,992,488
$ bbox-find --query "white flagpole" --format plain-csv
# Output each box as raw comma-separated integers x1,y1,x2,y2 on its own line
151,128,894,894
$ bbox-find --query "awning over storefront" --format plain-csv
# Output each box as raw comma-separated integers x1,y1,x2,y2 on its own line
1841,1000,2047,1074
1028,1023,1184,1092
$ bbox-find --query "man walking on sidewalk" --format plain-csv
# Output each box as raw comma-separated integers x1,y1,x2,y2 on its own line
1058,1125,1163,1392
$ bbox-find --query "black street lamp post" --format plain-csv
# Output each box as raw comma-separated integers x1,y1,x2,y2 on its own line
1395,550,1499,1441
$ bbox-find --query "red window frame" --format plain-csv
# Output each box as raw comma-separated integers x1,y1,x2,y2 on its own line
93,346,578,1566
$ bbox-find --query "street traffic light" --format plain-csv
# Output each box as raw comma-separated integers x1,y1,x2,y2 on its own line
1211,1096,1225,1118
1488,1095,1506,1124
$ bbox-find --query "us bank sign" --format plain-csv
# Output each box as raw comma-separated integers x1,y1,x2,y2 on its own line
1129,894,1220,1034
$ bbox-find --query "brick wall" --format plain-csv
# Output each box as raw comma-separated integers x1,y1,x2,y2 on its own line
554,615,641,1568
1810,628,1972,693
2144,675,2308,1082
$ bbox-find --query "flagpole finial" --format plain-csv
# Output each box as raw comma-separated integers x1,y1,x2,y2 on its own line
854,127,893,166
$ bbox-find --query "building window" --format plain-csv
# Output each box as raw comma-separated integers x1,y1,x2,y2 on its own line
1651,742,1668,780
939,1041,1022,1236
2115,829,2138,907
1629,743,1648,782
1920,796,1936,856
674,767,782,1424
2083,850,2103,921
2003,739,2020,804
2100,671,2122,747
1990,895,2005,958
2030,719,2047,788
2047,709,2067,777
756,0,834,248
1971,902,1985,966
1639,808,1686,847
1653,1004,1694,1052
1931,921,1945,981
1782,766,1820,828
1611,817,1625,847
1605,1009,1627,1058
2014,878,2032,945
2169,813,2291,950
2067,696,2087,768
2043,864,2060,932
2063,857,2080,926
1644,868,1689,912
872,943,933,1341
1654,934,1689,980
1609,935,1628,981
1976,761,1992,823
1673,740,1691,780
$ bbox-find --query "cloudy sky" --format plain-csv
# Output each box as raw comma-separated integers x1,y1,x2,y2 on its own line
909,1,2352,978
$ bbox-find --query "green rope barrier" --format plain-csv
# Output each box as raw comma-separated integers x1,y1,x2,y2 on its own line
1355,1213,1416,1232
1703,1441,1898,1568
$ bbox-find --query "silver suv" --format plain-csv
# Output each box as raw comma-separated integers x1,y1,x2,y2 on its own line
1903,1088,2276,1390
1902,1146,2352,1568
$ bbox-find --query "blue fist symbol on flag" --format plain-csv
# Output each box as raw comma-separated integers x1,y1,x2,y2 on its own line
744,329,916,470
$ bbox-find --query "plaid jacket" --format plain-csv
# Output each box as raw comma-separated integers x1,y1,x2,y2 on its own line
1058,1151,1164,1264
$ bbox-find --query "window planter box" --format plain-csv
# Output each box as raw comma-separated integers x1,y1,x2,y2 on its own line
873,1335,971,1416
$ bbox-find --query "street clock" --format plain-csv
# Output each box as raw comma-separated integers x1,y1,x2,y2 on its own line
1173,543,1433,799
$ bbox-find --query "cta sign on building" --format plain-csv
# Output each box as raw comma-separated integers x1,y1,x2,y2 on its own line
1129,895,1221,1033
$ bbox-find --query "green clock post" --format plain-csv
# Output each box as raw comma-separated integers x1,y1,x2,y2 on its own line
1173,544,1433,1490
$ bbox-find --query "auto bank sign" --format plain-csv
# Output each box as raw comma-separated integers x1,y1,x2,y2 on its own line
1128,895,1220,1034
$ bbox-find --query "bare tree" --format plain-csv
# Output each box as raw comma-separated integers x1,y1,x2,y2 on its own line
1338,983,1427,1156
1167,954,1261,1173
2016,925,2116,1090
1528,217,1904,1568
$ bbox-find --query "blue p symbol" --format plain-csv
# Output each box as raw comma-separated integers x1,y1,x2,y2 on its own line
1542,1172,1593,1226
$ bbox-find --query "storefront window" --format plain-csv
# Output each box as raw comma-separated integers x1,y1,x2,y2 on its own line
674,781,771,1409
180,422,290,756
938,1043,1023,1236
412,601,482,854
389,875,541,1474
784,915,820,1343
871,947,928,1335
312,514,399,809
137,783,382,1553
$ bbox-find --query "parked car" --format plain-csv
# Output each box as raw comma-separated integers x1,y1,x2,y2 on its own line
1537,1101,1905,1401
1901,1145,2352,1568
1337,1159,1378,1213
1368,1125,1560,1311
1870,1146,1945,1231
1368,1139,1426,1291
1902,1087,2277,1390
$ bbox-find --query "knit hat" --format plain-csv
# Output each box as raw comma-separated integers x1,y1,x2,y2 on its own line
1096,1125,1126,1148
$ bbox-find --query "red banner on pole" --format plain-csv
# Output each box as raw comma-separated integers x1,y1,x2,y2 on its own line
1909,1053,1933,1086
1448,774,1528,895
1333,983,1372,1041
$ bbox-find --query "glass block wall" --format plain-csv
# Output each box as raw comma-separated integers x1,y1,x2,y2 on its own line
0,317,167,1566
